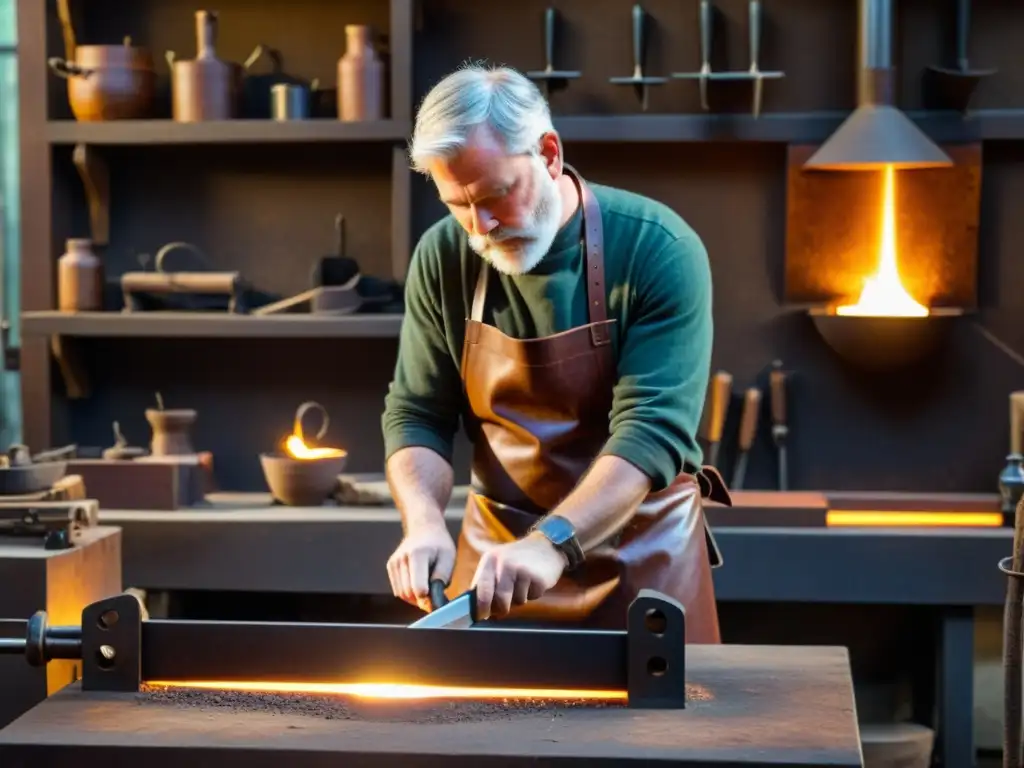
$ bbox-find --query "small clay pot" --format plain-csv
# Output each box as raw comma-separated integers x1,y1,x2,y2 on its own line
260,452,347,506
145,408,197,456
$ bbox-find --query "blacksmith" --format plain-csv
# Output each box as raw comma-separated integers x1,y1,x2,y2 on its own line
382,65,728,641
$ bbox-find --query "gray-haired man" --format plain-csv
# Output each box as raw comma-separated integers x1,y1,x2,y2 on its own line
382,65,728,639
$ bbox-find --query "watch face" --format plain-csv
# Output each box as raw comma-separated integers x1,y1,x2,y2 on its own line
539,516,573,545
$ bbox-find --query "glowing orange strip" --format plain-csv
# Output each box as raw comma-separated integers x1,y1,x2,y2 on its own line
144,680,628,701
826,510,1003,528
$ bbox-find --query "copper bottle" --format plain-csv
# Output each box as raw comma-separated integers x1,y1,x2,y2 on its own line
169,10,243,122
57,238,103,311
337,25,384,122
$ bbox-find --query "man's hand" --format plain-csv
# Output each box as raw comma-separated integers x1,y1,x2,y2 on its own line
471,533,567,621
387,521,456,612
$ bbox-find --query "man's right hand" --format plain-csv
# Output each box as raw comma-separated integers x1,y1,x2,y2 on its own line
387,521,457,612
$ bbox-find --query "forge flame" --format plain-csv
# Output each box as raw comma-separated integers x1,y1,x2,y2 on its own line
835,164,929,318
144,680,628,701
284,434,346,461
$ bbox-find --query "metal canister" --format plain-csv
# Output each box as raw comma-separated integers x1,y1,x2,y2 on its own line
271,83,310,121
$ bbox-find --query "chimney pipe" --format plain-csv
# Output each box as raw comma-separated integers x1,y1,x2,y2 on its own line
803,0,953,171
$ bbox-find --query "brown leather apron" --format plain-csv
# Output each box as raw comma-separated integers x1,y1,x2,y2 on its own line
449,165,731,643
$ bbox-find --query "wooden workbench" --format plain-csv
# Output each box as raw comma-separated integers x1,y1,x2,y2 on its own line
0,644,863,767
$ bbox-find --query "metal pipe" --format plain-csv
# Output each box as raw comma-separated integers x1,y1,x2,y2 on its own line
1003,495,1024,768
857,0,895,106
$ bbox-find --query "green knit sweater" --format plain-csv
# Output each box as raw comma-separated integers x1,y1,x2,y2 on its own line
382,182,713,492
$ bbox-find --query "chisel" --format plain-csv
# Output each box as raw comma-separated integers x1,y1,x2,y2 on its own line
706,371,732,468
769,360,789,491
731,387,761,490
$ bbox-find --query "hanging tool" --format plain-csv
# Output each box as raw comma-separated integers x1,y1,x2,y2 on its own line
408,580,477,629
609,4,667,112
1000,494,1024,768
769,360,788,491
705,370,732,468
926,0,996,112
731,387,761,490
526,8,581,100
672,0,783,117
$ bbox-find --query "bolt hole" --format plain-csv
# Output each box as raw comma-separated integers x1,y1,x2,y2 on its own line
97,610,119,630
647,656,668,677
95,644,116,670
645,608,666,636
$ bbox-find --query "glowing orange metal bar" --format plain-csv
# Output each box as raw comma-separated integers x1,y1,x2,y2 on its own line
826,510,1003,528
145,680,628,701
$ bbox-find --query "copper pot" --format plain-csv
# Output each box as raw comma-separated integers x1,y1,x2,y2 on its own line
48,40,155,122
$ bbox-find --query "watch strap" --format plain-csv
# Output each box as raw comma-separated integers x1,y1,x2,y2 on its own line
531,514,585,571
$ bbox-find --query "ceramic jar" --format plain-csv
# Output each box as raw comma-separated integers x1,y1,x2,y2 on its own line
337,25,384,122
57,238,103,311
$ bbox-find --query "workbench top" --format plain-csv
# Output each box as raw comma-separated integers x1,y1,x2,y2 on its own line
0,644,863,767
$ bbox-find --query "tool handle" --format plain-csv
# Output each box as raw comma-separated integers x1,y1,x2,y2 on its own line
699,0,712,66
955,0,970,67
707,371,733,444
738,388,762,452
428,579,449,611
769,360,787,426
544,7,556,69
748,0,761,68
1011,392,1024,455
334,213,346,257
631,4,645,75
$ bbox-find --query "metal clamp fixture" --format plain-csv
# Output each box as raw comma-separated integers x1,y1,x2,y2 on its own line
0,589,689,708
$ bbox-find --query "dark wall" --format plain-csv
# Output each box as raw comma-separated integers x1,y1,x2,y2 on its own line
41,0,1024,493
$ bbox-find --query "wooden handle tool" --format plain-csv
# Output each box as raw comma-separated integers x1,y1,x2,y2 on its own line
1011,391,1024,455
706,371,732,467
731,387,761,490
769,360,789,490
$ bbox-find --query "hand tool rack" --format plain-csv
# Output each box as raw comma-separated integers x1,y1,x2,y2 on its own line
0,589,689,709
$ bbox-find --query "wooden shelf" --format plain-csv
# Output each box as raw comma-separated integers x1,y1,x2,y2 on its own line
46,119,412,145
46,110,1024,146
20,311,404,339
553,109,1024,143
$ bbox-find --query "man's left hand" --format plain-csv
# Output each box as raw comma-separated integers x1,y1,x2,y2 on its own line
471,533,567,620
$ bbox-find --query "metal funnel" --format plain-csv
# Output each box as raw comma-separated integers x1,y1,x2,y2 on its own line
804,0,953,171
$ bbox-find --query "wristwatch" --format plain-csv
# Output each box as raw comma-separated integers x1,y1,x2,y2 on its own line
530,515,585,571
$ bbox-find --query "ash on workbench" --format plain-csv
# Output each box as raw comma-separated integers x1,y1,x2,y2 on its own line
137,684,628,724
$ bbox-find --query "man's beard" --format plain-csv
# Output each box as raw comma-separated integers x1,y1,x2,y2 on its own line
468,159,564,276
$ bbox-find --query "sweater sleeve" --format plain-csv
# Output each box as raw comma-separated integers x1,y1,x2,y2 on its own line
381,237,463,464
600,230,713,491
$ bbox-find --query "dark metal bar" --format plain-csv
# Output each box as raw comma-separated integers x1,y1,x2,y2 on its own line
139,620,628,691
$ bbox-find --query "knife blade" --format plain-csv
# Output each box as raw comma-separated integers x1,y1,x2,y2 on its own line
408,579,477,629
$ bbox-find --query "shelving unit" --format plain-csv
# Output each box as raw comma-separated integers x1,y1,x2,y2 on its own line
14,0,1024,496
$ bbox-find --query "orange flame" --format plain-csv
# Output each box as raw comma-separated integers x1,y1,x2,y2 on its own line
284,434,346,461
835,165,929,318
145,679,628,701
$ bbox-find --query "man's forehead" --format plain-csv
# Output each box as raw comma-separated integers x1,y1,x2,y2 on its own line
429,126,513,187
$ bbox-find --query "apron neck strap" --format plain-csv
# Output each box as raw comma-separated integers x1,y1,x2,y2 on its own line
470,164,607,325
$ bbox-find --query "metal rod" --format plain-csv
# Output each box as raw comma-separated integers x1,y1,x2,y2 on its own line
0,637,24,652
1003,496,1024,768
